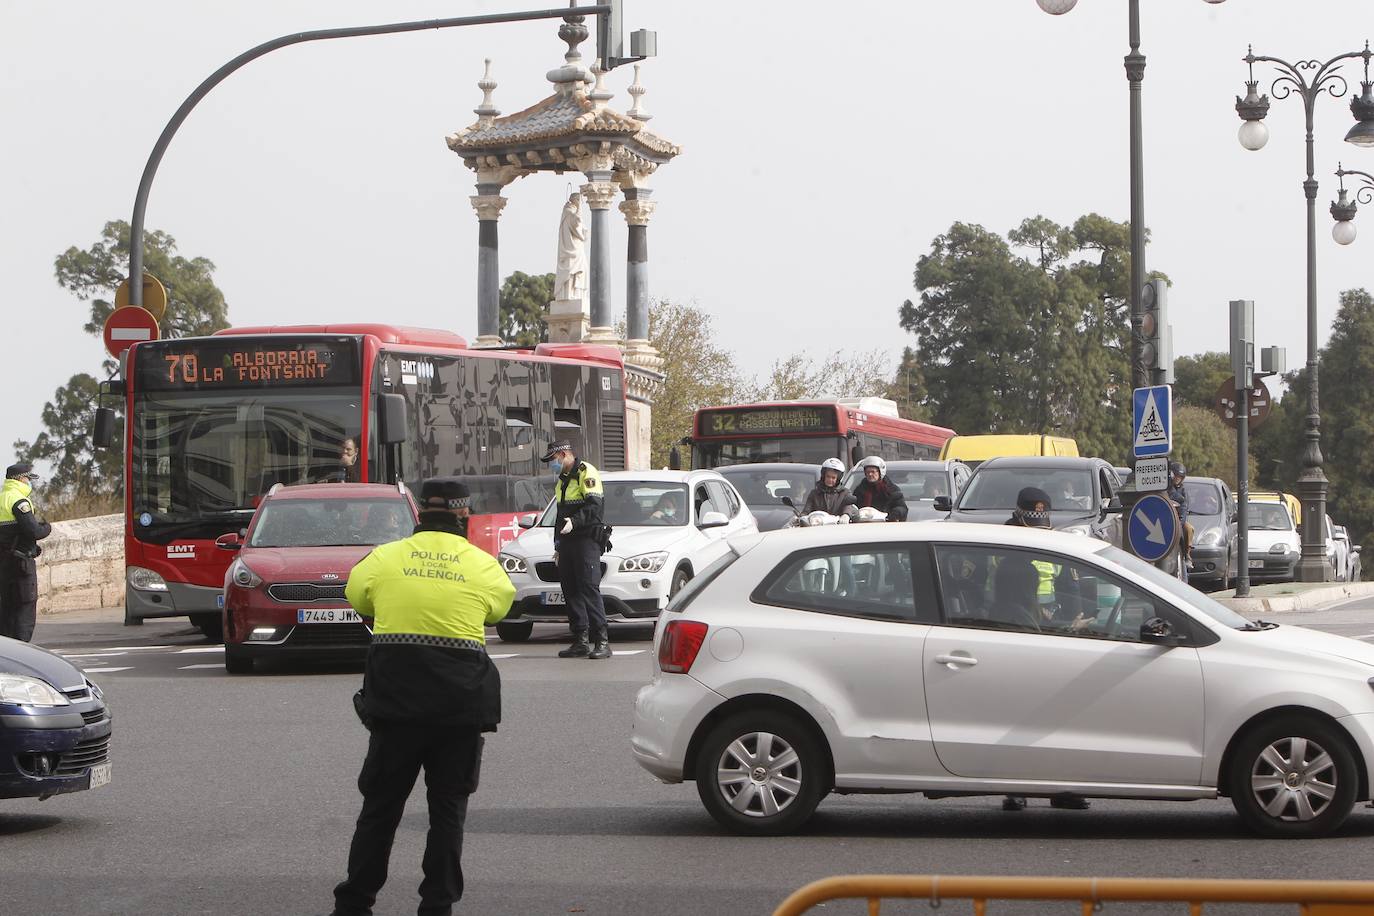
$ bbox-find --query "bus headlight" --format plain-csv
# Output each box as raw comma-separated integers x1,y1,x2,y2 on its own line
499,553,528,575
228,558,263,589
127,566,168,592
621,552,669,573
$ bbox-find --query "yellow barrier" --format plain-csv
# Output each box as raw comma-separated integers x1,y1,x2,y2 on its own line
772,875,1374,916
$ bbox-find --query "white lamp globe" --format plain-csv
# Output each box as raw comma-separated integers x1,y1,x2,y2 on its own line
1333,219,1358,246
1036,0,1078,14
1238,119,1270,151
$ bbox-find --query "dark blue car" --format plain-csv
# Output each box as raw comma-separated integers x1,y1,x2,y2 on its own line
1,636,112,800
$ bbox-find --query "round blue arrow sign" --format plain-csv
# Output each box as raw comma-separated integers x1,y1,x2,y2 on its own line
1127,493,1180,563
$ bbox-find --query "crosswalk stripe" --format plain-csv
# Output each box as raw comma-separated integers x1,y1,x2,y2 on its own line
175,647,224,654
612,650,645,656
59,652,128,659
177,664,224,670
82,667,134,673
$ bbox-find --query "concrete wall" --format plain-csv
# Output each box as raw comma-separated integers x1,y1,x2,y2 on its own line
36,514,124,614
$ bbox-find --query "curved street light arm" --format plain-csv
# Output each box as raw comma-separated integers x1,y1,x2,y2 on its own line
127,5,611,305
1336,165,1374,206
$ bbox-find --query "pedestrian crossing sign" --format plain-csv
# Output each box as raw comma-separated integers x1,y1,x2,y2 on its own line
1133,385,1172,457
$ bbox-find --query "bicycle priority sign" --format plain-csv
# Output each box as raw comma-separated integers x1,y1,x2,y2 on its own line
1132,385,1172,458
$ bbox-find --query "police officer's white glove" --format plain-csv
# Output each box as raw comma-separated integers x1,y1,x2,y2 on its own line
560,518,573,535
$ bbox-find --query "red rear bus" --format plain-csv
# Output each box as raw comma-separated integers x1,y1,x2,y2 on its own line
113,324,627,631
688,399,954,468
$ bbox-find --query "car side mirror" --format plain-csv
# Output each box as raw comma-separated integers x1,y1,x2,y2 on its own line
92,406,116,450
933,495,952,513
1140,616,1183,646
699,510,729,529
1103,496,1123,515
517,513,537,530
215,532,242,551
780,496,796,509
379,393,409,445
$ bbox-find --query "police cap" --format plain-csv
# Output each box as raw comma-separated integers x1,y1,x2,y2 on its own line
1016,486,1052,511
540,440,574,462
5,461,38,480
418,478,471,511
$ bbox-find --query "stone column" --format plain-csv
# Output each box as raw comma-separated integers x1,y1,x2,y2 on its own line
620,188,655,342
581,175,619,343
470,187,507,348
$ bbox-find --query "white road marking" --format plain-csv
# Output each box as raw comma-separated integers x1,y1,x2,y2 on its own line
177,664,224,670
488,653,520,659
59,652,128,659
612,650,646,656
87,646,175,652
1356,633,1374,640
81,667,133,673
175,647,224,654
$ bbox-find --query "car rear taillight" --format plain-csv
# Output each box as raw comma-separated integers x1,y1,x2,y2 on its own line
658,620,709,674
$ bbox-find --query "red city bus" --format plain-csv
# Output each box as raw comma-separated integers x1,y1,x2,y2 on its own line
689,398,954,468
113,324,627,632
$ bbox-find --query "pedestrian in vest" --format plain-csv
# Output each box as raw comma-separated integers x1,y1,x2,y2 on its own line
0,462,52,642
331,477,515,916
543,440,611,660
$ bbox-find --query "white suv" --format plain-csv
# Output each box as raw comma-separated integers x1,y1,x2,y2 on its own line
632,523,1374,838
494,470,757,642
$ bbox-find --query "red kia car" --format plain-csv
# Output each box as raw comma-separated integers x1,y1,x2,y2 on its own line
218,483,417,674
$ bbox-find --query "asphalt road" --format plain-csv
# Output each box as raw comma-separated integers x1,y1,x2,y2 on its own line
4,599,1374,916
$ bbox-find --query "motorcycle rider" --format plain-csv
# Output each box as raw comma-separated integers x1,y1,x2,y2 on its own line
802,458,857,516
1167,461,1192,566
851,456,909,522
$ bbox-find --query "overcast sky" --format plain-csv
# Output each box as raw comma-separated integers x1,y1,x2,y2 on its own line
4,1,1373,456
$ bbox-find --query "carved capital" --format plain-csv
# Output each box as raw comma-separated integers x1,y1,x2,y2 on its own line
469,194,508,221
623,338,664,374
619,197,657,226
615,165,656,190
471,162,529,187
566,142,616,174
580,181,620,210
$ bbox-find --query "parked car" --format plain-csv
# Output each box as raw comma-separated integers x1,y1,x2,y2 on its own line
218,482,419,674
841,460,973,522
715,463,819,532
1184,477,1237,591
632,523,1374,838
1,637,112,800
939,456,1123,544
1334,525,1362,583
1326,515,1349,583
496,470,757,642
1244,500,1300,583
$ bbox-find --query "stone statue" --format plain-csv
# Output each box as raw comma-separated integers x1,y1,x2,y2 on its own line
554,192,588,302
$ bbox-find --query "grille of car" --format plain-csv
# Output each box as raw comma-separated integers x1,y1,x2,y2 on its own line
63,686,92,702
80,707,108,726
269,582,349,603
286,623,372,647
56,735,110,776
533,562,606,583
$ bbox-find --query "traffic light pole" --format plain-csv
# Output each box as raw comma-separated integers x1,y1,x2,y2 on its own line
125,5,613,309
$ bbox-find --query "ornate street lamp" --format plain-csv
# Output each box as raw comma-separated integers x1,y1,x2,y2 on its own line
1234,40,1374,582
1036,0,1227,399
1330,164,1374,245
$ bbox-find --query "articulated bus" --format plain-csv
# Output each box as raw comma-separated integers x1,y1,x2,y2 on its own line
109,324,627,631
688,398,955,468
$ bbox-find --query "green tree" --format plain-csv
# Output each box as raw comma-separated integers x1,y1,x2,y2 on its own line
1310,288,1374,547
748,349,893,403
645,300,745,467
12,374,124,508
499,271,553,346
1174,352,1232,410
1171,404,1255,491
889,345,932,422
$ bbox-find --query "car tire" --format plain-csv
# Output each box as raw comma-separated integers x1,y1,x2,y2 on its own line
495,620,534,643
694,710,828,836
669,567,692,599
224,649,253,675
1228,715,1359,838
191,613,223,644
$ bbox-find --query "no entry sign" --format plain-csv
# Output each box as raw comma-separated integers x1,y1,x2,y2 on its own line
103,306,160,358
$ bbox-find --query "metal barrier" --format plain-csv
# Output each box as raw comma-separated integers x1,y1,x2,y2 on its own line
772,875,1374,916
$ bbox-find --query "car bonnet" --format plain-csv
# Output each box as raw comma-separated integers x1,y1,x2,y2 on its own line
0,636,86,691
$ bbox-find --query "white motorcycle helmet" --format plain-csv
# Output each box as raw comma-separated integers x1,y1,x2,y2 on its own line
819,458,846,482
856,455,886,478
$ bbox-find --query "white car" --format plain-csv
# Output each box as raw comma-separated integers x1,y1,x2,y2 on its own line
494,470,757,642
1244,501,1301,583
632,523,1374,838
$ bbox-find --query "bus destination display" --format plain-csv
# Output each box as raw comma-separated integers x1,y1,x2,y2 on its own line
136,339,359,390
698,406,839,436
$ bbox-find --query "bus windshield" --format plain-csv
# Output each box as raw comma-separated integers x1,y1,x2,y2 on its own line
132,389,362,541
693,436,841,467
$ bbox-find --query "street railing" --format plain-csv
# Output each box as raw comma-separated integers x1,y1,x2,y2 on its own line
772,874,1374,915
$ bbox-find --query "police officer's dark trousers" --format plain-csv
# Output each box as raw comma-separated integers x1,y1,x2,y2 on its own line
0,554,37,642
558,535,606,635
333,725,484,916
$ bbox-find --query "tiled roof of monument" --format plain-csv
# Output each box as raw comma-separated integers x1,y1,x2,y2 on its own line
447,91,679,158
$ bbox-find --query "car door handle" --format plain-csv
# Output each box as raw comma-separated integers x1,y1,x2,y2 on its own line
933,653,978,669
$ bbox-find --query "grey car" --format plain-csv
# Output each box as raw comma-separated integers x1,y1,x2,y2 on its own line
1184,477,1238,592
714,463,820,532
842,460,973,522
940,456,1123,544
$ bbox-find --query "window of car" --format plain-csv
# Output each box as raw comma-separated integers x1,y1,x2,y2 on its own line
1247,503,1293,531
959,467,1095,512
717,467,815,507
536,481,689,527
1183,481,1223,516
755,545,933,623
932,544,1199,643
694,482,726,520
249,498,414,548
706,480,739,519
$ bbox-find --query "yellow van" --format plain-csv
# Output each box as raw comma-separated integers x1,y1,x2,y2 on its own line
1250,490,1302,527
939,434,1079,468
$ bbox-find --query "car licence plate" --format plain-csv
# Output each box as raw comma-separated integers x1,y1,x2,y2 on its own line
89,762,112,790
297,608,363,624
1249,559,1266,569
541,591,566,606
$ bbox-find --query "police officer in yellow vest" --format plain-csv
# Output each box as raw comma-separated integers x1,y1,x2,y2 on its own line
331,478,514,916
543,440,611,660
0,462,52,642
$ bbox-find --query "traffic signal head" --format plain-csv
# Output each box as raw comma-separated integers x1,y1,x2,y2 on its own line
1141,278,1171,377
